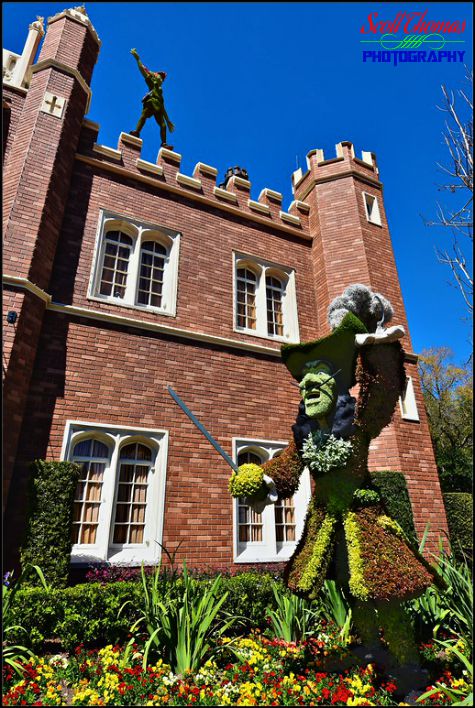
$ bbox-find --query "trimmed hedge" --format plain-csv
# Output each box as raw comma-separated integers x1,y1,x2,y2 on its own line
21,460,81,588
369,470,416,540
9,572,280,652
443,493,473,558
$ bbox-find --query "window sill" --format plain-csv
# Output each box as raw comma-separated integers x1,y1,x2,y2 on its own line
87,294,176,318
234,326,298,344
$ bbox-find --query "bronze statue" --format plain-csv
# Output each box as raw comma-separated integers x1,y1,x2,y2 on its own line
129,48,174,148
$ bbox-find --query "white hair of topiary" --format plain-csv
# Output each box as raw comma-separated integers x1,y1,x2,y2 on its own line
327,284,394,332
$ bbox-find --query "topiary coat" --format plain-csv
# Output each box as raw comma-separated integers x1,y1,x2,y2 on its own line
261,341,438,603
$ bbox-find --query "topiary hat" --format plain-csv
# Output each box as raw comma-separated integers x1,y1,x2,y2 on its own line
281,312,368,393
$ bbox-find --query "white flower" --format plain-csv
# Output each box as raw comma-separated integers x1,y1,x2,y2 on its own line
301,432,352,474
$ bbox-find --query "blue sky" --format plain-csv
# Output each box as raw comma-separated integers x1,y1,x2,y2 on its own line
3,2,473,365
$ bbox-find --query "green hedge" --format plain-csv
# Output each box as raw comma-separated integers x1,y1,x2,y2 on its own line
443,493,473,558
9,572,280,652
21,460,80,588
369,470,416,540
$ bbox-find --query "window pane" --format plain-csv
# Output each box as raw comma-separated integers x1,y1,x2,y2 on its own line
112,449,151,546
266,276,284,336
71,441,107,546
236,268,257,330
99,230,132,300
136,241,167,309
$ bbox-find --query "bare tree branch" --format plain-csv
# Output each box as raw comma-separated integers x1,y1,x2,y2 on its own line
427,69,473,315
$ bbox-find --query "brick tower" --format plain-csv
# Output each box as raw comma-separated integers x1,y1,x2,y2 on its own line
292,142,448,551
3,7,100,513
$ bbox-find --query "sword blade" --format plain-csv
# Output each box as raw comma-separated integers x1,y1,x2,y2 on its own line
167,386,239,473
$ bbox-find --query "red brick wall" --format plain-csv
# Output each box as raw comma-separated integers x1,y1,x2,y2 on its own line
2,86,25,165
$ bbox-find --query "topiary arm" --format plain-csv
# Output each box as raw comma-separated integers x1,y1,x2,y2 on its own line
261,439,305,499
354,341,406,439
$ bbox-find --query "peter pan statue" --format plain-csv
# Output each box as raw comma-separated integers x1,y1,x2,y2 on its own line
129,48,175,148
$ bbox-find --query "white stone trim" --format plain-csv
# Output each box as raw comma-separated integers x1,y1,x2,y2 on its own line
120,132,142,148
259,188,282,203
93,143,122,162
176,173,202,190
231,437,311,563
2,274,52,303
47,301,283,357
158,147,182,164
136,159,164,177
40,92,66,118
362,191,382,226
194,162,218,177
88,209,180,317
336,141,355,159
233,176,251,189
61,420,168,565
248,200,270,215
82,118,100,131
213,186,238,203
289,200,310,214
399,376,420,422
31,58,92,112
47,7,101,46
233,251,300,344
280,211,301,226
306,149,325,168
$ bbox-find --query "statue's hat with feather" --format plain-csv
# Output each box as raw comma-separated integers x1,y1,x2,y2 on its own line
281,313,367,393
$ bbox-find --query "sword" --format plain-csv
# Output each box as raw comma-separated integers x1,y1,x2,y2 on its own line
167,386,239,473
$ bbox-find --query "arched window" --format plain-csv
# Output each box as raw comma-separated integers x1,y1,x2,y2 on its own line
71,438,110,545
266,275,284,336
233,438,311,562
99,231,133,299
137,241,167,308
92,212,180,315
237,449,264,542
112,442,153,545
236,267,257,330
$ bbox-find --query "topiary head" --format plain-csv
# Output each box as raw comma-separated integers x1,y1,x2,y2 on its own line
299,362,338,421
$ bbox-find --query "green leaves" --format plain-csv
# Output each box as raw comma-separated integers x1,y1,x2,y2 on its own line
20,460,81,588
266,581,319,643
130,562,241,674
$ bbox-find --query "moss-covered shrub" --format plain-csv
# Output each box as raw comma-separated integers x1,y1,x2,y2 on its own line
9,572,282,651
369,470,416,540
443,493,473,559
20,460,81,588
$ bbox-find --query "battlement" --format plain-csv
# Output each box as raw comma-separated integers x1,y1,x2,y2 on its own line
291,141,380,198
78,122,312,235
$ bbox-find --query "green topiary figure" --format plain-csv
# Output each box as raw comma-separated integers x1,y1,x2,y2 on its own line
229,284,441,668
129,48,175,148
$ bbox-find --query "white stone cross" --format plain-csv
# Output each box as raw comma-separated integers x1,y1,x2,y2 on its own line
40,92,66,118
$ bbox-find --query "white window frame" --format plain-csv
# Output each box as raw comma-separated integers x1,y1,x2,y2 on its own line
233,252,300,343
232,437,311,563
399,376,420,422
88,210,181,317
362,191,382,226
61,420,169,566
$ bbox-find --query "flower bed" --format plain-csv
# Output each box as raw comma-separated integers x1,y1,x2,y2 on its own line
2,633,468,706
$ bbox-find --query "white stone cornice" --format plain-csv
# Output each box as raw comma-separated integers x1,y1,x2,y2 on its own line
176,173,202,190
248,199,270,215
280,211,301,226
259,188,283,203
136,158,163,177
31,58,92,111
47,6,101,46
194,162,218,177
2,274,52,303
213,186,238,203
92,143,122,162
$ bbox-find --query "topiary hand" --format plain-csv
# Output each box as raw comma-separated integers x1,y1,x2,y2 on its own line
229,463,267,500
229,464,278,513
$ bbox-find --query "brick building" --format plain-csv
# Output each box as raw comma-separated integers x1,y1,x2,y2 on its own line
3,7,448,573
